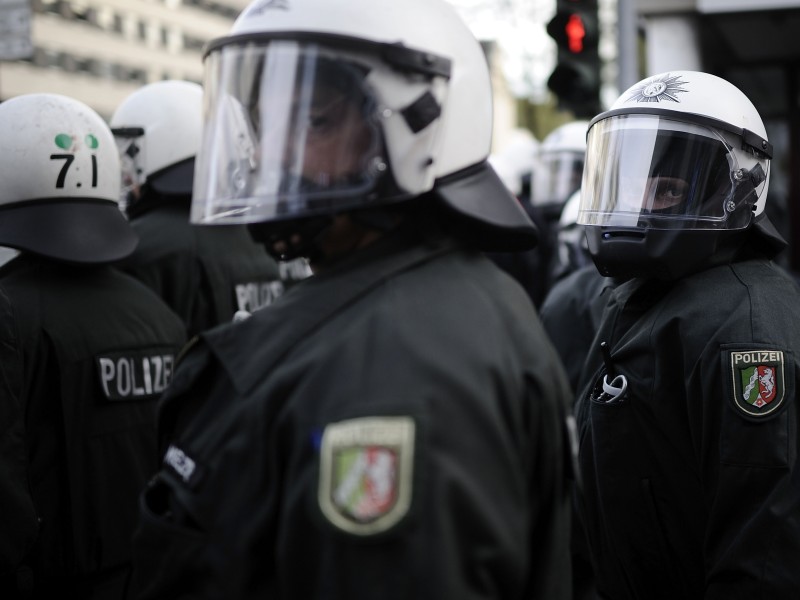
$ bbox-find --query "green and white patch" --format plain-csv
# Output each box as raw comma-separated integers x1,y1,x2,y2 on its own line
730,349,786,418
318,416,414,536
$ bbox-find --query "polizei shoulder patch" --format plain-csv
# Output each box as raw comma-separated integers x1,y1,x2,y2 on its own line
318,416,415,536
729,349,787,418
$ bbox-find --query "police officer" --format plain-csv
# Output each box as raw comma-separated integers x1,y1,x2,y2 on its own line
110,80,296,337
539,192,618,600
574,71,800,599
128,1,575,598
0,94,187,598
550,189,591,283
541,266,617,398
531,120,589,291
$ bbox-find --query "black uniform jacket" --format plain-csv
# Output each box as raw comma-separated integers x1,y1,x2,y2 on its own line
130,228,574,600
575,257,800,600
540,265,618,393
119,201,283,337
0,256,187,598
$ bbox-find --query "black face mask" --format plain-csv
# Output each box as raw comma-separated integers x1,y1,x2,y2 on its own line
248,216,333,262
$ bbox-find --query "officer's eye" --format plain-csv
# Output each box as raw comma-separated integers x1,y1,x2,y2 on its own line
305,95,349,134
653,177,689,206
307,112,334,131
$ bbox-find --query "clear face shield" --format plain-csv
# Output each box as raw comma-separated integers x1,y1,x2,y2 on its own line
578,115,769,231
192,41,417,225
532,150,585,208
111,126,146,212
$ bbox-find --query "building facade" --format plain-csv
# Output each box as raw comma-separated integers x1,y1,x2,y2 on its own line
1,0,248,117
634,0,800,271
1,0,521,148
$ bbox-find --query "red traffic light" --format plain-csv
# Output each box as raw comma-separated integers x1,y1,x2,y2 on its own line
565,13,586,53
546,6,597,56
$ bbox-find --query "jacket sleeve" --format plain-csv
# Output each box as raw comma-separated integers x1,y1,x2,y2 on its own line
525,364,576,600
701,344,800,599
0,288,39,577
128,342,232,600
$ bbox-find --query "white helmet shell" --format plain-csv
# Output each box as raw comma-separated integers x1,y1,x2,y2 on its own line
559,189,582,229
190,0,536,251
540,121,589,155
110,80,203,192
532,120,588,209
600,71,770,217
0,94,121,206
0,93,137,263
489,128,539,196
578,71,779,280
228,0,491,181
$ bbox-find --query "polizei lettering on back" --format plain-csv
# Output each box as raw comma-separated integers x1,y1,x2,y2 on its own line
96,348,176,401
235,280,285,312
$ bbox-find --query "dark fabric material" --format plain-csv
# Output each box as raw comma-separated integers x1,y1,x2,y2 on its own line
118,201,285,338
129,227,574,600
147,159,195,197
539,265,619,600
0,256,187,599
540,265,618,393
0,200,137,265
486,200,556,309
575,257,800,600
433,162,538,252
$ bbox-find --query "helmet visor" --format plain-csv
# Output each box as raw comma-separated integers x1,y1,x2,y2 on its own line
579,115,763,230
531,150,585,208
192,40,396,224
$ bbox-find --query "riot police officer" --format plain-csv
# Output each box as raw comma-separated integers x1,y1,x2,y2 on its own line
531,120,589,290
0,93,187,598
111,80,295,337
129,1,575,598
575,71,800,599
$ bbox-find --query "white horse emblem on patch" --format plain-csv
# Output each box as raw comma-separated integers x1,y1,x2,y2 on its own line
319,416,415,535
333,447,397,520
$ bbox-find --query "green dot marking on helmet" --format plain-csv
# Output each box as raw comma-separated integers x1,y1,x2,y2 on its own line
54,133,73,150
86,134,99,149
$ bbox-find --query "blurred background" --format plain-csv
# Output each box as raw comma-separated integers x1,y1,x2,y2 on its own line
1,0,799,271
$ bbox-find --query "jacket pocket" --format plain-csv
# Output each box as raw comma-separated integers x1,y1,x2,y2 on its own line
128,477,216,600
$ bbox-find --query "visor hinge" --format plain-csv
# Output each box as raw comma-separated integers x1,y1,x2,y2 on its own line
741,128,773,158
400,91,442,134
735,164,766,187
747,163,767,187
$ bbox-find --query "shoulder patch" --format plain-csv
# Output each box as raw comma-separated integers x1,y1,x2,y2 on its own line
163,444,205,489
729,349,787,419
318,416,415,536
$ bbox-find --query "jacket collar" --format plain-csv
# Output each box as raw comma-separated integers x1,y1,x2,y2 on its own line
201,227,457,395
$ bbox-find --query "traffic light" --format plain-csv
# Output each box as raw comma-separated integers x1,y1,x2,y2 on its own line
546,0,601,118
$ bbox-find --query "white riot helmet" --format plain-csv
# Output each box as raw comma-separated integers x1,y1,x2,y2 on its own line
552,189,592,280
531,120,588,216
578,71,780,280
488,128,539,197
0,94,137,263
110,80,203,205
190,0,536,251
